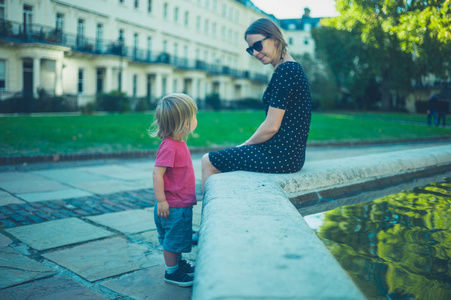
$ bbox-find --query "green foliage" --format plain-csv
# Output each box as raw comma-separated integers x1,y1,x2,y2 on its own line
96,91,130,112
205,93,221,111
315,0,451,111
293,53,340,110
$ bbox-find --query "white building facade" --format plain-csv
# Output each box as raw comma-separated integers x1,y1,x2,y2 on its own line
0,0,317,109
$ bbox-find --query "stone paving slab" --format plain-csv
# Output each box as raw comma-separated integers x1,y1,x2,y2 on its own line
122,160,156,170
80,165,152,181
0,233,12,247
0,173,68,194
87,209,156,234
17,188,94,202
130,230,198,262
74,179,152,194
43,236,162,282
0,247,57,289
32,168,109,184
5,218,115,251
0,191,25,206
0,275,108,300
101,265,192,300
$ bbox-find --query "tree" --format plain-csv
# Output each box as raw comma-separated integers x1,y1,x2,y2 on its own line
316,0,450,110
293,53,340,110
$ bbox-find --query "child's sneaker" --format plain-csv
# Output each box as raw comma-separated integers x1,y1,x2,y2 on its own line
179,259,195,275
164,268,194,287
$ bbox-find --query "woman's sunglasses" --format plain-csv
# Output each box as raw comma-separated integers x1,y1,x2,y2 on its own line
246,36,270,56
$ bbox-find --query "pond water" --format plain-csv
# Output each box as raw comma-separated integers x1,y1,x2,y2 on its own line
304,177,451,300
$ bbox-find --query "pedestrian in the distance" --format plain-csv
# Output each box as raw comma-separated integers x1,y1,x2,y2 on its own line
150,93,198,287
437,96,448,127
427,93,439,126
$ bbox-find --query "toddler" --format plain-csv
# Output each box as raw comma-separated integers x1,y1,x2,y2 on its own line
150,93,198,287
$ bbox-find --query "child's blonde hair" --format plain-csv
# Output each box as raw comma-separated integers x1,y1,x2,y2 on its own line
150,93,197,140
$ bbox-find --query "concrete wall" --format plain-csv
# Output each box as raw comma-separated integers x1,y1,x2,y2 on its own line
193,145,451,299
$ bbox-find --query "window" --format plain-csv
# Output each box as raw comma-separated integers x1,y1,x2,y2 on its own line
56,13,64,43
163,40,168,53
96,68,104,93
304,23,312,31
204,19,209,34
77,19,85,47
196,16,200,31
78,69,83,93
288,37,293,45
134,33,138,58
148,0,152,13
174,7,178,23
147,37,152,60
213,0,217,12
174,43,178,64
212,22,216,36
135,0,139,9
23,5,33,33
133,74,137,97
0,0,6,20
96,24,103,52
173,79,177,93
184,11,189,26
163,3,168,19
119,29,124,41
56,13,64,31
304,38,309,45
119,0,124,3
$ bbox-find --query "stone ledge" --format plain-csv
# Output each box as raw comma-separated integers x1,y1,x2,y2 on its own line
192,145,451,300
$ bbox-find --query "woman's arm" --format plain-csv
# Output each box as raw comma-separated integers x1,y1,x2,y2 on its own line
241,106,285,146
153,166,170,218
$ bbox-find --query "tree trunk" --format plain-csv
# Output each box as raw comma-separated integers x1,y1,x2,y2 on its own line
380,69,392,110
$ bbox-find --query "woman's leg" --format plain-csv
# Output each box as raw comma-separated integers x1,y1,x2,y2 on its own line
201,153,220,192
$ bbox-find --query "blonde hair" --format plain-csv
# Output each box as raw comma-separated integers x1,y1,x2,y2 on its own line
149,93,197,140
245,18,288,59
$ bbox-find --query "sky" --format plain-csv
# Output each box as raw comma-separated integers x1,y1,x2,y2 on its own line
250,0,339,19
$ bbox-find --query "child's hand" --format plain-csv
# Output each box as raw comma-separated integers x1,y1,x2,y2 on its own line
158,201,170,218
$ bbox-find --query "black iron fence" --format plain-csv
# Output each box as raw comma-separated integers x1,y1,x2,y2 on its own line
0,18,268,82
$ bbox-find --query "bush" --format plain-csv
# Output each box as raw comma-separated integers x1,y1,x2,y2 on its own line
96,91,130,112
0,90,77,113
205,93,221,110
227,98,263,110
415,101,428,113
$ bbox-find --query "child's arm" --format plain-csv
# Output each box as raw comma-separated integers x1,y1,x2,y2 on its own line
153,166,170,218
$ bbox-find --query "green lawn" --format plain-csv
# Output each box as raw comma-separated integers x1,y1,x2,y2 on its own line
1,111,450,156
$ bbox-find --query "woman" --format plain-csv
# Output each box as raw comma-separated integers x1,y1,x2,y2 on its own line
202,18,312,189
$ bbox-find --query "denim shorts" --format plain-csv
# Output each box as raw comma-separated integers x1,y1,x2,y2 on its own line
154,204,193,253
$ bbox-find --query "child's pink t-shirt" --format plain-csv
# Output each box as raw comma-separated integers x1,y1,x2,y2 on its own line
154,137,197,208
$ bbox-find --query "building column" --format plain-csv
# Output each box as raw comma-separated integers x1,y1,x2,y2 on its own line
192,78,198,100
104,66,112,93
33,57,41,97
155,73,163,99
55,59,63,96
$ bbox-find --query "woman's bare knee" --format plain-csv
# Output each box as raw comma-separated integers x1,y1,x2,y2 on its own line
202,153,220,189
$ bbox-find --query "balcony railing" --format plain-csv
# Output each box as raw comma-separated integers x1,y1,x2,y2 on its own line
0,18,268,82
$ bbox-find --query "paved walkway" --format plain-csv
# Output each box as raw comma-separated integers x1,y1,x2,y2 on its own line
0,141,449,299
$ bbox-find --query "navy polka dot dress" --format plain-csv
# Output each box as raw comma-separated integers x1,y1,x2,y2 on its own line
209,61,312,174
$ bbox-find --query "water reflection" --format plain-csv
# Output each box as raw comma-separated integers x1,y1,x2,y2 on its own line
305,177,451,300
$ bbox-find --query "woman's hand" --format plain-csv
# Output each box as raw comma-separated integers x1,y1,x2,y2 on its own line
158,201,170,218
